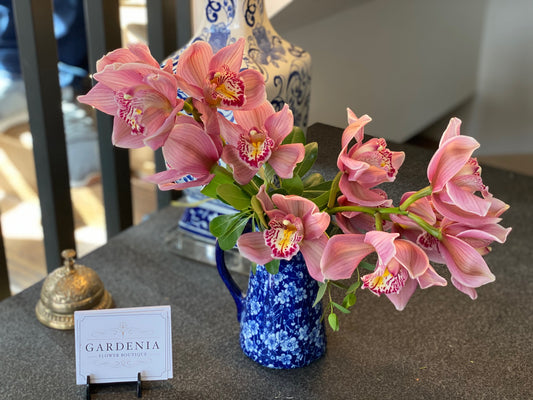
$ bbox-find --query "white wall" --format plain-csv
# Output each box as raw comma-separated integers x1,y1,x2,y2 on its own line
271,0,488,142
456,0,533,156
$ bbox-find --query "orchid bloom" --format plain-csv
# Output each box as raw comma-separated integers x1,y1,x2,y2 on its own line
320,231,446,310
237,192,330,281
391,194,510,299
337,109,405,206
78,43,183,150
145,116,223,191
175,38,266,110
219,102,305,184
427,118,509,224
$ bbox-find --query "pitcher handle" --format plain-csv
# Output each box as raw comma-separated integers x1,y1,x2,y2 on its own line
215,240,245,321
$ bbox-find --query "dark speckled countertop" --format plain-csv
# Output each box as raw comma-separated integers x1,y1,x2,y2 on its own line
0,123,531,399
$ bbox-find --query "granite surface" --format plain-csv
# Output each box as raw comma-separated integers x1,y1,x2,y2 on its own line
0,123,531,399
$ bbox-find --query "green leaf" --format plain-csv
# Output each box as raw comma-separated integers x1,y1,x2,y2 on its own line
302,180,332,198
359,261,376,272
217,216,249,251
328,312,339,331
302,173,324,188
201,165,235,198
216,184,251,211
332,301,351,314
209,213,241,238
264,259,280,274
250,195,268,229
313,282,328,307
293,142,318,178
347,280,361,294
309,191,330,209
263,163,277,187
281,175,303,195
342,293,357,308
210,213,249,250
282,126,306,145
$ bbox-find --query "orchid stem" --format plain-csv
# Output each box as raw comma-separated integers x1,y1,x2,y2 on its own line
399,185,432,211
327,205,377,215
406,211,442,239
327,172,343,209
374,212,383,231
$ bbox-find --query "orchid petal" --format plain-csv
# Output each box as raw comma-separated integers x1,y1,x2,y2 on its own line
450,277,478,300
221,146,258,185
439,117,462,147
233,102,273,132
252,185,273,213
339,177,389,206
394,239,431,279
128,43,161,67
272,194,316,219
268,143,305,179
263,104,293,145
427,135,480,192
302,211,331,240
240,69,267,109
432,193,502,225
176,41,211,88
385,277,418,311
439,235,495,288
320,234,374,281
237,232,273,265
145,168,213,191
365,231,399,267
299,235,328,282
455,224,511,244
445,181,491,217
93,64,156,90
163,124,219,175
97,43,159,71
77,84,117,115
144,72,179,105
417,265,447,289
217,115,245,146
341,110,372,148
112,117,145,148
144,105,183,150
209,37,245,73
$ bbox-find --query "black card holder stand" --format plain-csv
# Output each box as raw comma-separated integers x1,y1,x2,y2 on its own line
86,372,142,399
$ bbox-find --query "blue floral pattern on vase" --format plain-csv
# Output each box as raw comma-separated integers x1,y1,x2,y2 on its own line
216,246,326,369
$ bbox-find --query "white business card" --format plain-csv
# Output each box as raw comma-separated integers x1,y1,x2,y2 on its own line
74,305,173,385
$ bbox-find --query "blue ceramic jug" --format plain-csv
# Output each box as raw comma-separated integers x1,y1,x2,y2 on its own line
216,243,326,369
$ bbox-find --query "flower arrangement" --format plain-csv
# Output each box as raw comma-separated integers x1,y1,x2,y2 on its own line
79,38,511,331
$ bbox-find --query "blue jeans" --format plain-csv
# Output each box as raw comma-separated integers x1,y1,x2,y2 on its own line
0,0,88,88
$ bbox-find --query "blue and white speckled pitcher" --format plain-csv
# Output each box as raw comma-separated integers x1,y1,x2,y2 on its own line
216,244,326,369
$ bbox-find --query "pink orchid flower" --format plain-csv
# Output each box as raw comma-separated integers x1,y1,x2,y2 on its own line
320,231,446,310
237,192,330,281
337,109,405,206
175,38,266,110
78,43,183,150
427,118,508,224
219,102,305,184
145,116,223,190
391,194,510,299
